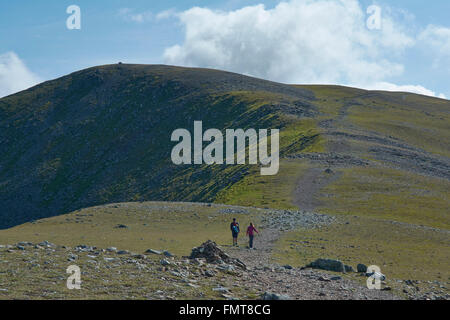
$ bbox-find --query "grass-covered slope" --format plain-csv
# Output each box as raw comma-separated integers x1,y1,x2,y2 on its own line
0,64,319,228
0,201,447,299
0,64,449,233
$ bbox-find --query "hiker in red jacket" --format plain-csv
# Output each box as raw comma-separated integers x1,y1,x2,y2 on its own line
246,222,259,249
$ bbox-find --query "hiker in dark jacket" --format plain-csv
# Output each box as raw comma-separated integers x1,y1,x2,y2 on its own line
246,222,259,249
230,218,240,246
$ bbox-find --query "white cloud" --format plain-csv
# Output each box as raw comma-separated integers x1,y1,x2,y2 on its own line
418,24,450,70
163,0,415,87
363,82,446,98
162,0,450,98
0,52,41,98
156,8,178,20
118,8,153,23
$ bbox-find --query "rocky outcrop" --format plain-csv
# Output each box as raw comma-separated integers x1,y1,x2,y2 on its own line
306,258,354,273
189,240,246,270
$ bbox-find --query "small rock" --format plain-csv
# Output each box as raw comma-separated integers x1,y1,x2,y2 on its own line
104,257,117,262
204,270,216,277
217,264,235,272
160,259,171,266
17,242,33,246
163,250,174,257
213,287,229,293
145,249,162,255
344,265,354,272
357,264,368,273
39,241,55,247
68,254,78,261
318,276,330,282
261,292,290,300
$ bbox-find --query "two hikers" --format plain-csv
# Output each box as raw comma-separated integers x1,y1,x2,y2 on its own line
230,218,259,249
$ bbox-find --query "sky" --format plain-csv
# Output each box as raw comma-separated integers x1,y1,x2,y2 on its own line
0,0,449,99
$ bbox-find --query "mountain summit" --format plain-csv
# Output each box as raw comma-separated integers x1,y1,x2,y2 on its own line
0,64,449,229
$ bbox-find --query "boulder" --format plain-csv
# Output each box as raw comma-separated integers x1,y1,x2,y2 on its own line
145,249,162,255
357,264,368,273
204,270,216,277
344,265,354,272
163,250,174,257
189,240,246,270
261,292,291,300
306,258,346,273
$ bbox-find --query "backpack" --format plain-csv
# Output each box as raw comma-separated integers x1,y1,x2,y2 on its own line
232,224,239,233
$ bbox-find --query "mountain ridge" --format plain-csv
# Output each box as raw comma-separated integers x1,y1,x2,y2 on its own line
0,63,449,229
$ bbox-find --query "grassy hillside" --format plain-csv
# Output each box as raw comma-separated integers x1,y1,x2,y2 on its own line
0,201,447,299
0,64,448,236
1,64,448,300
0,64,320,228
0,202,266,256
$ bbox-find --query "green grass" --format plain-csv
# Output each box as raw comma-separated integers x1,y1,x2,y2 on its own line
215,160,309,209
212,108,325,209
348,99,450,157
0,202,264,256
317,167,450,230
294,84,365,121
272,215,450,292
0,66,324,228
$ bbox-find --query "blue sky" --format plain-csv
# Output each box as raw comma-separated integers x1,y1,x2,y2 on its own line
1,0,449,98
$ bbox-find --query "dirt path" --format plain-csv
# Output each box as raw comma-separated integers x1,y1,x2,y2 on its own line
292,166,342,211
225,227,281,269
223,227,398,300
